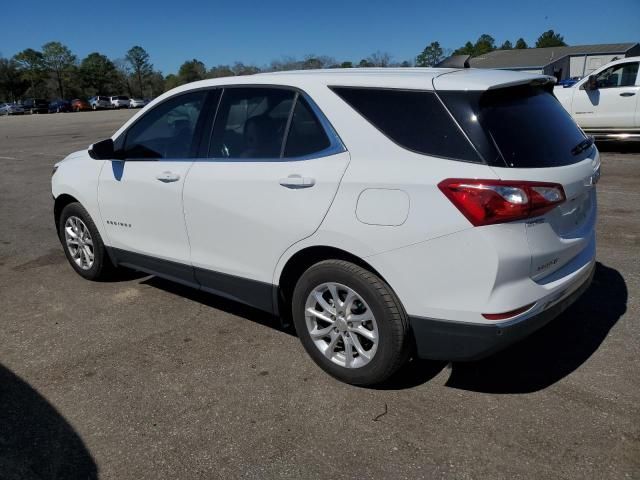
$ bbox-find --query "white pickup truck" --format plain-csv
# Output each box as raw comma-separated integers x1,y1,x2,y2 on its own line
554,56,640,140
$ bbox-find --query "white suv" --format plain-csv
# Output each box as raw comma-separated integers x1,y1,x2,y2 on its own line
52,67,599,385
555,56,640,140
110,95,131,109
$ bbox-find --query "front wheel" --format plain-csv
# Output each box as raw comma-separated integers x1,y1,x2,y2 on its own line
58,202,115,280
292,260,410,386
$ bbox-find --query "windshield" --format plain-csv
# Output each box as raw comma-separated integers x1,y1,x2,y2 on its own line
439,85,593,168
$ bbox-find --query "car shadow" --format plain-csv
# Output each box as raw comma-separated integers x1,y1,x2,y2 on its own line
140,262,625,394
140,276,295,336
444,262,626,394
0,364,98,480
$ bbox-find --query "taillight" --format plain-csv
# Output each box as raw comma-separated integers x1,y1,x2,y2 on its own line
438,179,565,226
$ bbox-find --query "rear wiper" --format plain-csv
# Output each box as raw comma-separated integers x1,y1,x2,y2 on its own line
571,136,594,156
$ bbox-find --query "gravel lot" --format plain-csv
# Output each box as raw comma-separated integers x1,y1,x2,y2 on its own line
0,110,638,479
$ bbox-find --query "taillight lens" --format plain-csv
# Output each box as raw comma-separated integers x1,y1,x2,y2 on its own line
438,179,566,226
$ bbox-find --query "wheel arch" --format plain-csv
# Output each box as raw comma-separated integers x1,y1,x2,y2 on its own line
276,245,388,321
54,193,81,235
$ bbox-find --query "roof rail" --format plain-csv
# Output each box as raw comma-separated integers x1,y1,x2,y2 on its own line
436,55,471,69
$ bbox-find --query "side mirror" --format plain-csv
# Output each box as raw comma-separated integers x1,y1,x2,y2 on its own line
585,75,598,91
89,138,120,160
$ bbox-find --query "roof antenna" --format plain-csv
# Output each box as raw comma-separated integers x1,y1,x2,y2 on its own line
435,55,471,69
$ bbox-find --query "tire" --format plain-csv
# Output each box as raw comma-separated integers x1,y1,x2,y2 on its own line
58,202,115,281
292,260,410,386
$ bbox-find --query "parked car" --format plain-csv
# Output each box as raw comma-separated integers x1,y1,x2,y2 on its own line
110,95,130,109
556,78,580,88
555,56,640,140
129,98,147,108
49,99,72,113
0,103,25,115
71,99,91,112
89,96,111,110
22,98,49,114
52,67,598,386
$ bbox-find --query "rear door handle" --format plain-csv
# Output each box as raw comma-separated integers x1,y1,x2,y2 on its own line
620,92,636,97
156,171,180,183
279,174,316,189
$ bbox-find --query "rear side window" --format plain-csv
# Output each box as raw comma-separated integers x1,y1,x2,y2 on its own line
440,86,592,168
209,88,295,159
330,87,480,162
284,97,331,157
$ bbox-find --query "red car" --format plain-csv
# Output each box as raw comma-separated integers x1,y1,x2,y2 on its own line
71,99,91,112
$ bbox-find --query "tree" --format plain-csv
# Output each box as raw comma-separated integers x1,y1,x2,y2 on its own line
367,51,392,67
453,41,475,56
416,41,445,67
178,59,207,84
0,57,28,101
147,71,165,97
207,65,234,78
358,59,375,68
113,58,133,96
125,46,153,97
164,73,181,91
42,42,77,98
474,34,496,56
79,53,117,95
535,30,566,48
340,61,353,68
500,40,513,50
231,62,260,76
13,48,46,96
515,38,528,49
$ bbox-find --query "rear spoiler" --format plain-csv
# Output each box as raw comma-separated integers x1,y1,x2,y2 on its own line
436,55,470,69
486,76,557,92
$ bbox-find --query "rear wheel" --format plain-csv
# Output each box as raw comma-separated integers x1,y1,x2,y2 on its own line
58,202,115,280
292,260,410,386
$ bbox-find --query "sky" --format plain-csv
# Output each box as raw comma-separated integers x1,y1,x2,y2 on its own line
2,0,638,74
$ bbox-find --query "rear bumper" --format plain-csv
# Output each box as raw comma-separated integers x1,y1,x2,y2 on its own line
409,262,595,361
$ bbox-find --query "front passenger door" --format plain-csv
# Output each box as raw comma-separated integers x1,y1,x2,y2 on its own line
98,90,210,271
572,61,640,129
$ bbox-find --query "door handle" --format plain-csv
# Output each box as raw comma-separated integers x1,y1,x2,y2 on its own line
620,92,636,97
279,174,316,189
155,171,180,183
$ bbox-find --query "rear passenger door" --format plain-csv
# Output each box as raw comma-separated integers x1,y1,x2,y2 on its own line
183,87,349,311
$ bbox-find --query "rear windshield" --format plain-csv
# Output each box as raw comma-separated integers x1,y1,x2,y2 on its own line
331,87,481,162
439,86,593,168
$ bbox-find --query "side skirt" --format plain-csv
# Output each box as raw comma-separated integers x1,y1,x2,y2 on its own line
107,247,278,315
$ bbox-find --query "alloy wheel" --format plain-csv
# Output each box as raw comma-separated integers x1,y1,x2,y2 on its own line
304,282,379,368
64,216,95,270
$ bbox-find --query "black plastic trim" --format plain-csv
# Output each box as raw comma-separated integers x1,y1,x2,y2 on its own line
107,247,277,314
409,264,595,361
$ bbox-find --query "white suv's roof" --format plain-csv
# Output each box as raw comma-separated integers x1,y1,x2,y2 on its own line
168,67,553,94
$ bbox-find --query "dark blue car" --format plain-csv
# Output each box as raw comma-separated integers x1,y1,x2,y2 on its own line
49,99,72,113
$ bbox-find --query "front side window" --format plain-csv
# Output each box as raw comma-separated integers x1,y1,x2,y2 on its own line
594,62,639,89
331,87,480,162
209,88,295,159
122,90,207,159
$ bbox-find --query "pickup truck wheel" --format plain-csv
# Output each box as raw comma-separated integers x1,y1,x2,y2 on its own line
58,202,115,280
292,260,410,386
